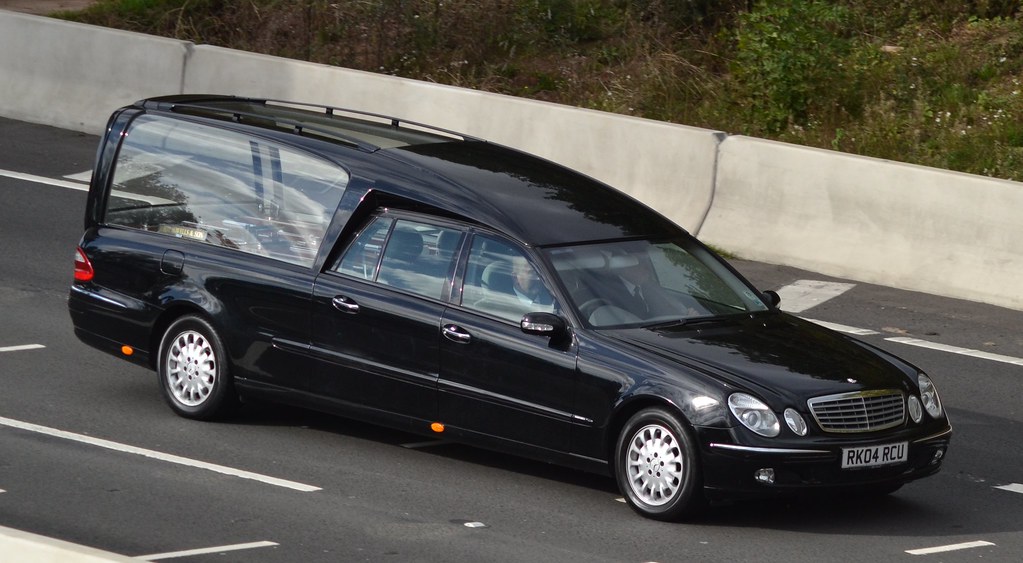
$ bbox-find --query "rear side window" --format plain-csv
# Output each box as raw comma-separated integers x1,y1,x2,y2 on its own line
335,216,464,301
104,115,349,267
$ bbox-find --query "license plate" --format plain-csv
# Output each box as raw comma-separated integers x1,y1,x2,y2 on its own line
841,442,908,469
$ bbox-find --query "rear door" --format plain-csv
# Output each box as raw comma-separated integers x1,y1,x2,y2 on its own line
309,214,465,425
76,114,349,383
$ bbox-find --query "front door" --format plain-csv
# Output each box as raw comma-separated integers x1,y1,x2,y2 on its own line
438,233,578,454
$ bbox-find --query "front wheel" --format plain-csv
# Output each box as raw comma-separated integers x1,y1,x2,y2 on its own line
158,315,236,420
615,407,705,521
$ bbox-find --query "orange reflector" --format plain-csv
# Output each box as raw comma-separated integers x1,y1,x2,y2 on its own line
121,345,134,356
430,422,445,433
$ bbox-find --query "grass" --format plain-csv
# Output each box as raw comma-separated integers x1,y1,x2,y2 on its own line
56,0,1023,181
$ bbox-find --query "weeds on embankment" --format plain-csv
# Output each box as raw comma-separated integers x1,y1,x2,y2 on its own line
58,0,1023,181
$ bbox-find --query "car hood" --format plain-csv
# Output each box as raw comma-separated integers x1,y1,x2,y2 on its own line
603,312,915,405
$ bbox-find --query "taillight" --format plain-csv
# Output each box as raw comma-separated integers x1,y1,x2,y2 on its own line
74,247,94,282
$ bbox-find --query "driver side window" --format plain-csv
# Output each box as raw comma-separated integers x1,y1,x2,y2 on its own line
459,235,556,323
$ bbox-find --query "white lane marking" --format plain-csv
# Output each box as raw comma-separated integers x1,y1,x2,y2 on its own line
886,337,1023,366
463,522,487,528
0,168,88,191
777,280,856,313
136,540,278,560
906,540,995,555
801,318,880,336
995,483,1023,494
798,319,1023,368
0,344,46,353
64,170,93,182
614,497,626,503
0,417,321,492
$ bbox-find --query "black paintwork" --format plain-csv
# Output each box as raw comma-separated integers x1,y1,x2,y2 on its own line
69,95,951,502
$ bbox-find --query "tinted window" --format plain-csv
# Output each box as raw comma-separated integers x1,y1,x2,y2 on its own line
336,216,392,281
104,115,349,267
546,239,769,327
460,235,556,323
337,217,463,301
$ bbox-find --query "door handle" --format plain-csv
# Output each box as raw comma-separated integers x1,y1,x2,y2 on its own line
331,296,360,314
442,324,472,344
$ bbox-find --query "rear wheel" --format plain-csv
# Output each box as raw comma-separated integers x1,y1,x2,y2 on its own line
615,407,705,521
158,315,235,420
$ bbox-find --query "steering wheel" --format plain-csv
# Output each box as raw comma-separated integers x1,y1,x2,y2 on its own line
578,298,612,319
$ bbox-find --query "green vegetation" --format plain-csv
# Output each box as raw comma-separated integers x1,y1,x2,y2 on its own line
58,0,1023,180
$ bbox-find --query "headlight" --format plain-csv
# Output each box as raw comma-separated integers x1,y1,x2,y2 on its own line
918,374,943,418
728,393,780,437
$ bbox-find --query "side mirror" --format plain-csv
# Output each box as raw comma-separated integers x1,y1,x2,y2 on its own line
762,290,781,309
521,312,569,341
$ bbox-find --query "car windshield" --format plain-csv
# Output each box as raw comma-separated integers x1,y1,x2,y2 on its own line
544,238,770,328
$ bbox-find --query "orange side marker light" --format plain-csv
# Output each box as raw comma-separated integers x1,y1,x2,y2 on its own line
430,422,445,433
121,345,134,356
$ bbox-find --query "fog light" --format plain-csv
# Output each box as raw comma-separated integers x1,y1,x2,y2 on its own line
932,448,945,464
908,396,923,423
754,468,776,485
784,408,808,436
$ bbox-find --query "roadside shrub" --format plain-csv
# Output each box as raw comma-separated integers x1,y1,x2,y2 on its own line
54,0,1023,181
731,0,854,135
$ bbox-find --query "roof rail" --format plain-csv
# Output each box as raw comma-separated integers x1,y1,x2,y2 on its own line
139,95,481,152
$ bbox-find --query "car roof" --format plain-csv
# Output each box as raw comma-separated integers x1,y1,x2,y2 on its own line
134,95,682,247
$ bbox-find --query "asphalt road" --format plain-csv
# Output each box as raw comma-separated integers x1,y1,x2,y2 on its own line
1,117,1021,562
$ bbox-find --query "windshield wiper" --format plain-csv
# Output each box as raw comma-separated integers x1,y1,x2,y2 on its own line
642,319,689,330
642,316,728,331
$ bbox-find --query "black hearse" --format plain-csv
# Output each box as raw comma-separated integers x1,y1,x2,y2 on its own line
69,95,951,520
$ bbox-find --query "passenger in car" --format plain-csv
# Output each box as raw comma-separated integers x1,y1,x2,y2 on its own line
510,256,553,308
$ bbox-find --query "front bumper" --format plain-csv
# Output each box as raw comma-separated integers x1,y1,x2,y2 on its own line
697,425,952,500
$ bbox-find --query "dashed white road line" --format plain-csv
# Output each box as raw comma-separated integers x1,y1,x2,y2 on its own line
0,344,46,353
802,318,880,336
136,540,278,561
0,168,88,191
995,483,1023,494
905,540,995,555
778,280,856,313
886,337,1023,367
64,170,93,183
779,281,1023,368
0,416,321,492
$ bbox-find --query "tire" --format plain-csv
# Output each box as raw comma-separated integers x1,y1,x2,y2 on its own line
158,315,236,420
615,407,706,521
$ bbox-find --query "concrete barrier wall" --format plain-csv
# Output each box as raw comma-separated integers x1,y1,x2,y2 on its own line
2,10,1022,311
183,46,723,232
0,11,189,132
698,136,1023,310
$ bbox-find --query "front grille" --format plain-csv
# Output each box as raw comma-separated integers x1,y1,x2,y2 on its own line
807,390,905,433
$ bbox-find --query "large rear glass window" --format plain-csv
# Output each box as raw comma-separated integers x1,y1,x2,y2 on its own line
104,115,349,267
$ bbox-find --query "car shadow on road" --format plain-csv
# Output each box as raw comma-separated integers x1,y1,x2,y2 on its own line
226,399,1019,536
